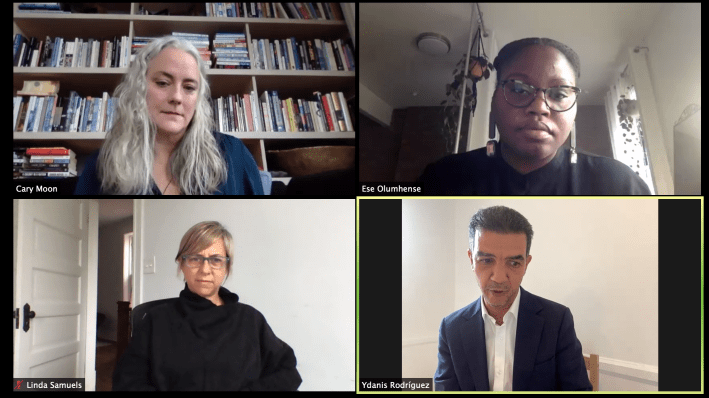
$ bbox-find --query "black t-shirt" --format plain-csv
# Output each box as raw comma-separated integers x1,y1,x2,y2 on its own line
419,143,652,195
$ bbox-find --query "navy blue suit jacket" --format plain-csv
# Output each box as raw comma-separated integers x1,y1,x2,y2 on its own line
434,286,592,391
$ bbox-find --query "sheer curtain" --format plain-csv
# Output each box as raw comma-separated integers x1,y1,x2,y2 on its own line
604,67,656,194
465,29,498,153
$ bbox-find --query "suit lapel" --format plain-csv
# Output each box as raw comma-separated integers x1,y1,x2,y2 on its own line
459,297,490,391
512,286,545,390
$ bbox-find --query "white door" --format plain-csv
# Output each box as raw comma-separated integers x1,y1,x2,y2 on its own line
13,199,98,390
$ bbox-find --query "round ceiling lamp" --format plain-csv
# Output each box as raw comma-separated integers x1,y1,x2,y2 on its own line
416,33,450,55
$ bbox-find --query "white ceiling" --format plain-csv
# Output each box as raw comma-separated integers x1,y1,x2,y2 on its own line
360,3,664,110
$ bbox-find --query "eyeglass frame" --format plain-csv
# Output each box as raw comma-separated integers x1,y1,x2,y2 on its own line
497,79,582,112
181,254,230,269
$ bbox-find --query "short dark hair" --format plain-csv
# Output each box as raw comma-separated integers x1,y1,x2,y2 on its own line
468,206,534,256
493,37,581,86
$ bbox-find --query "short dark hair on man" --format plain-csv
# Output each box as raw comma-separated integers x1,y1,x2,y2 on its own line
493,37,581,86
469,206,534,256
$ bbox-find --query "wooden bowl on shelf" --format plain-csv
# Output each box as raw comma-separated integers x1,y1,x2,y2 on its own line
268,146,354,177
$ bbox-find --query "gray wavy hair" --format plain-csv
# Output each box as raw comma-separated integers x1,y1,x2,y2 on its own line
97,35,227,194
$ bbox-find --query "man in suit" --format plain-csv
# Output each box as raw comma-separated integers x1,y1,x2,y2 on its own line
434,206,591,391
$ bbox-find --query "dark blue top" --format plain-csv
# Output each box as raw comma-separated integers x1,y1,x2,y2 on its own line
74,132,264,195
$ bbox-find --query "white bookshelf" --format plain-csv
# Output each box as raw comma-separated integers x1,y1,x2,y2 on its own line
13,3,355,178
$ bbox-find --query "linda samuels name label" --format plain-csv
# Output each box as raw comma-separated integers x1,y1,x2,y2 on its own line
13,378,85,391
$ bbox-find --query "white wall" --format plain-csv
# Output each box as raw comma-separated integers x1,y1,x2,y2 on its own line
360,82,394,127
135,199,354,391
402,198,658,391
401,200,456,378
643,3,701,179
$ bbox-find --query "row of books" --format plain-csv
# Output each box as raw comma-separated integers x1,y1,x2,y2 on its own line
14,91,116,133
163,31,355,71
207,3,345,20
16,3,345,20
14,35,132,68
212,90,353,133
251,36,354,71
14,33,355,71
11,80,111,133
13,147,77,179
15,3,65,13
14,89,351,134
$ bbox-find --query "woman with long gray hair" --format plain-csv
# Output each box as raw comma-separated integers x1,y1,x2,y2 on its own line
75,35,263,195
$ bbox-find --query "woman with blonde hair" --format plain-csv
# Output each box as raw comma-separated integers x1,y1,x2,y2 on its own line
75,35,263,195
113,221,301,390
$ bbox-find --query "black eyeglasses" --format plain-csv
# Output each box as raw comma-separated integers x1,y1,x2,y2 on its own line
181,255,230,269
498,79,581,112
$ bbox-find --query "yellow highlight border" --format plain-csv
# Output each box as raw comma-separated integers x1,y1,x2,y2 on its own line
355,196,703,394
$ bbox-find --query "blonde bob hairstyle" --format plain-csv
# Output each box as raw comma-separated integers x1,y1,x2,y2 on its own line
175,221,235,281
98,35,227,194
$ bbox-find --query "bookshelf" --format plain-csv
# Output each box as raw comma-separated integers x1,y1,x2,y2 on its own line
13,3,355,190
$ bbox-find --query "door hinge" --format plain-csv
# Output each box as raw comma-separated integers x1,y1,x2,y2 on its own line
13,308,19,329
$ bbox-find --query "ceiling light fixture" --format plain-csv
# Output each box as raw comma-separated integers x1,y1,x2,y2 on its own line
416,33,450,55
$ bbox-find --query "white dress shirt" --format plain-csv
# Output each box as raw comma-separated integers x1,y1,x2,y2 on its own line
480,288,522,391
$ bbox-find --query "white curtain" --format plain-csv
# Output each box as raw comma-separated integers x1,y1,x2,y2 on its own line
604,67,656,194
465,29,498,152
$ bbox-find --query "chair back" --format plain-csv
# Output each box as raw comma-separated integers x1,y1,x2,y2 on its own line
131,298,177,336
583,353,600,391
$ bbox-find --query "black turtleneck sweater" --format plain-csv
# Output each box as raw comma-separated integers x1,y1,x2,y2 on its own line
113,284,301,391
419,143,652,195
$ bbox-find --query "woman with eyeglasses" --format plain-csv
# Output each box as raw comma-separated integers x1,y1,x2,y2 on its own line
113,221,301,391
419,37,651,195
